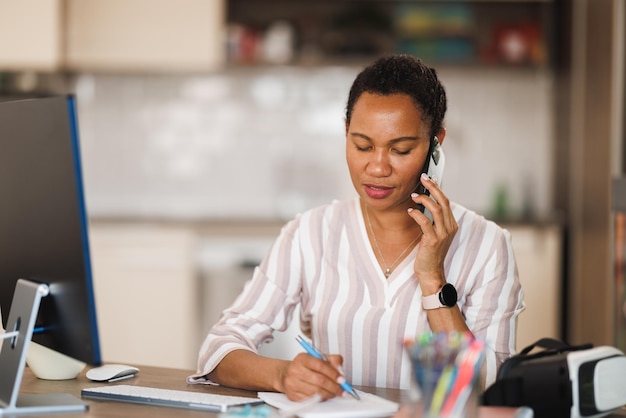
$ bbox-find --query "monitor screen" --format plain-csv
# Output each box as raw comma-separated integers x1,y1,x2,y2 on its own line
0,95,101,366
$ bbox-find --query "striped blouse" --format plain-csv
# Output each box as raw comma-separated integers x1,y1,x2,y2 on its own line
193,198,525,389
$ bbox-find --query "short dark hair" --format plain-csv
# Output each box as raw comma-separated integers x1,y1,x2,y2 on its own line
345,54,447,140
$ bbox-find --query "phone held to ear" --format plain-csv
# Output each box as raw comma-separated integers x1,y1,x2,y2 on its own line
416,136,446,223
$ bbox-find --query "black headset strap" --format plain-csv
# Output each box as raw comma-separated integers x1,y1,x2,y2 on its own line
518,338,593,358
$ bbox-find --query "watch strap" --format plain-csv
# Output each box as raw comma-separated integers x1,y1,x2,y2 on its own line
422,283,457,310
422,291,445,310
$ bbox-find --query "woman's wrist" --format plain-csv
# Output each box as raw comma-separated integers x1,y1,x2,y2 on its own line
417,271,447,295
273,360,289,393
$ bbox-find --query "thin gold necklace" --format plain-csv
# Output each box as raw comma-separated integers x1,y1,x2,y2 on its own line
365,206,421,278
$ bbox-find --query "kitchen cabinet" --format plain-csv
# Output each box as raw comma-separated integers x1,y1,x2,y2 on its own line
0,0,63,71
0,0,225,73
88,222,200,369
507,224,563,351
65,0,225,73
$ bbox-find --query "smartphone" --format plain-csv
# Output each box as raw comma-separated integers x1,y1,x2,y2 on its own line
416,136,446,223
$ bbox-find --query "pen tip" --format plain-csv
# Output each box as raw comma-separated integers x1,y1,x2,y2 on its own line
352,390,361,401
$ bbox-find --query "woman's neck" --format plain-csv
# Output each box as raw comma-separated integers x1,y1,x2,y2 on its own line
361,200,421,240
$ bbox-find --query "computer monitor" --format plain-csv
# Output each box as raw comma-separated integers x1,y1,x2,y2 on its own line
0,95,101,413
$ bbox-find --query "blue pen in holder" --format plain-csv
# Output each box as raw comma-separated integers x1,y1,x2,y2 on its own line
405,331,485,418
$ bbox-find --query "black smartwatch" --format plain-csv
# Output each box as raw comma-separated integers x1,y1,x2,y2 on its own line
422,283,457,310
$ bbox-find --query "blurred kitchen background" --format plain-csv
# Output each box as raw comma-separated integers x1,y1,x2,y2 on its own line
1,0,624,370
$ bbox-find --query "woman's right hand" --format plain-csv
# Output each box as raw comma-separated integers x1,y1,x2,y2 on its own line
279,353,346,401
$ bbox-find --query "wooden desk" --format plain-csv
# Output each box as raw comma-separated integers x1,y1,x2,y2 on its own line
17,365,626,418
18,364,407,417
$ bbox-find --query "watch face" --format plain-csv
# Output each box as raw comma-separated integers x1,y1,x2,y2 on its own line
439,283,458,307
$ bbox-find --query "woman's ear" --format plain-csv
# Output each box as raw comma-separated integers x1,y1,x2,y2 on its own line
436,127,447,146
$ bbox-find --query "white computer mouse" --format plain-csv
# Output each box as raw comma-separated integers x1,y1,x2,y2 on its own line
86,364,139,382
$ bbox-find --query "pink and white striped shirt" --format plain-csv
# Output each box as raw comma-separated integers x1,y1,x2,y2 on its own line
193,198,525,389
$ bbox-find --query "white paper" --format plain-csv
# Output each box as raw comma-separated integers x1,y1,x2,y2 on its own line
258,390,399,418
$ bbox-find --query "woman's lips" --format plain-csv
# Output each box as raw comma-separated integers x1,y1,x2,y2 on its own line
364,184,394,199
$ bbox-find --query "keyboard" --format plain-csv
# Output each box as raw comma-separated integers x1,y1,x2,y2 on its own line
81,384,264,412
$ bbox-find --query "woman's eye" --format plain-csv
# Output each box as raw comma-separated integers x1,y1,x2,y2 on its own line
355,144,372,152
393,148,412,155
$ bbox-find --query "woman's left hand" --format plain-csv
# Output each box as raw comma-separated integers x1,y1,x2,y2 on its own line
407,173,458,293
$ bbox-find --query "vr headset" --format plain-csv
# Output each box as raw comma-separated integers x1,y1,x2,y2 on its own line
483,338,626,418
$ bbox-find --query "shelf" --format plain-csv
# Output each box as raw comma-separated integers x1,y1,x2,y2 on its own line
226,0,554,69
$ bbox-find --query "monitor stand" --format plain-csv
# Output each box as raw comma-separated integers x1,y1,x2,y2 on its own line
0,279,88,415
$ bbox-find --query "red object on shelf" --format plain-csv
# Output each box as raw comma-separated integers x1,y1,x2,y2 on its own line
482,22,545,66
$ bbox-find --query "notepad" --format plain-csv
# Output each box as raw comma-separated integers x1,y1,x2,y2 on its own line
258,390,399,418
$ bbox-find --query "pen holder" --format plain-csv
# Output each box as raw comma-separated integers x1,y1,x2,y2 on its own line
405,332,485,418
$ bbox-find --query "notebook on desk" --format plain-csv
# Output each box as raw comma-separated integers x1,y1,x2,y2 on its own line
81,384,263,412
259,390,399,418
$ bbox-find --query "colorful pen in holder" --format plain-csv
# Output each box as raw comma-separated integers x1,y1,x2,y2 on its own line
405,331,485,418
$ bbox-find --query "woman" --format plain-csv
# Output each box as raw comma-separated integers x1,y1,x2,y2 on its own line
190,54,525,402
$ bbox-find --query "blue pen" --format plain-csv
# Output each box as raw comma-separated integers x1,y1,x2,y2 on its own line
296,335,360,400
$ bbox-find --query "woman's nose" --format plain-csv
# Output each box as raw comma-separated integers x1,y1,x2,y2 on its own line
366,152,392,177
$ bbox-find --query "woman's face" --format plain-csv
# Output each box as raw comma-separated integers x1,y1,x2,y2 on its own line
346,92,432,212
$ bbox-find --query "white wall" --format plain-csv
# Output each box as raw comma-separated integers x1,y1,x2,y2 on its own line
73,66,554,222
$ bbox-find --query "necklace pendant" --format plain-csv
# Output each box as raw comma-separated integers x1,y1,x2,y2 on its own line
385,268,391,278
